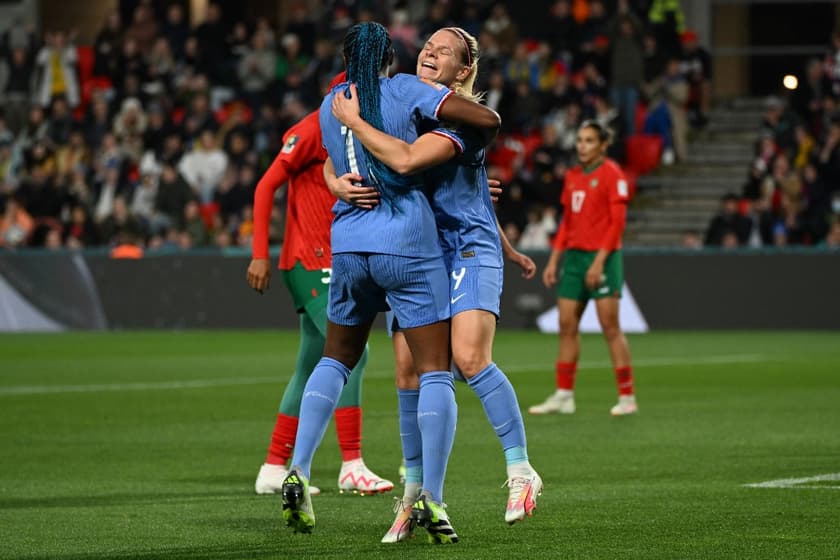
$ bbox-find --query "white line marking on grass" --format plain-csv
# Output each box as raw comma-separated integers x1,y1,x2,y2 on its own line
0,354,767,396
503,353,766,373
743,473,840,489
0,376,280,396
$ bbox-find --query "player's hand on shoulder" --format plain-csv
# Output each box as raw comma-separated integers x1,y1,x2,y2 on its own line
247,258,272,294
332,84,361,128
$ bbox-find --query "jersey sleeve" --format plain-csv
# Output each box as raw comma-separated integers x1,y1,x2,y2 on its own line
600,164,629,251
428,127,465,155
391,73,453,121
251,112,322,259
551,181,573,250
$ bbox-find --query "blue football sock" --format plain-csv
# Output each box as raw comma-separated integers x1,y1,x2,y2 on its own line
290,357,350,478
398,389,422,473
467,362,528,465
417,371,457,503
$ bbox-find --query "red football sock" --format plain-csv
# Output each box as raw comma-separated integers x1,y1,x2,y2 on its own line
615,366,635,396
555,361,577,391
265,413,298,465
334,406,362,461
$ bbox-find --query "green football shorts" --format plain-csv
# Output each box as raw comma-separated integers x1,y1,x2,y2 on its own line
556,249,623,302
281,263,331,323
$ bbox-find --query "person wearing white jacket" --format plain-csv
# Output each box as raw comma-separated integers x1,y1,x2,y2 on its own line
35,31,79,108
177,129,228,203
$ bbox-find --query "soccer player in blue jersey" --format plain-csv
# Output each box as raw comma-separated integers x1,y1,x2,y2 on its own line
280,22,500,543
329,27,543,541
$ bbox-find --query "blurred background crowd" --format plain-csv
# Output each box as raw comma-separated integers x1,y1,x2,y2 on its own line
12,0,826,255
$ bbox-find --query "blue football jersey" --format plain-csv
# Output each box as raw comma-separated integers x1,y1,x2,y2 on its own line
423,125,503,268
320,73,453,258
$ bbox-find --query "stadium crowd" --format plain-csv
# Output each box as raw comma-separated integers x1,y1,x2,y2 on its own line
703,30,840,248
0,0,705,253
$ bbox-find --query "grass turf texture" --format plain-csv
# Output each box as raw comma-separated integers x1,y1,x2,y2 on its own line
1,330,838,559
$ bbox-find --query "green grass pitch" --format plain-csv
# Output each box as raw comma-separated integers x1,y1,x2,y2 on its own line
1,330,838,559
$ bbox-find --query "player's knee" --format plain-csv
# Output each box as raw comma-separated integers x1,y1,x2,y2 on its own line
600,323,622,340
452,349,490,378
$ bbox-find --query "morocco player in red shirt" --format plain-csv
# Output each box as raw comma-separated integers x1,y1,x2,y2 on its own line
246,81,393,496
529,120,638,416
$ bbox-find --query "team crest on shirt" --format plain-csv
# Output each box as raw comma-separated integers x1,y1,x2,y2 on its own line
589,179,599,188
281,135,299,154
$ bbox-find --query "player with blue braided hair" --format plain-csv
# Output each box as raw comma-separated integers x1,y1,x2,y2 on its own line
280,22,500,542
330,26,543,541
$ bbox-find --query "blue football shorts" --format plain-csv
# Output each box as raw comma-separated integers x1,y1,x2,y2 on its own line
447,264,503,318
329,253,450,329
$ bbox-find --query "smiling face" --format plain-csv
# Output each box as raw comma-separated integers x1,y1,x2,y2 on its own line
416,30,469,87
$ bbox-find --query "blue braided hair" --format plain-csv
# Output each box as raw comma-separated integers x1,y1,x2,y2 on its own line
342,22,416,198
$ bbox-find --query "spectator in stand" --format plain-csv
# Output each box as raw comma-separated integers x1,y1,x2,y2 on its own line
801,160,832,242
194,2,230,84
155,160,194,231
238,31,276,109
642,31,668,92
819,220,840,247
47,97,74,146
178,128,227,204
146,37,176,96
483,3,519,56
35,31,79,109
592,94,625,161
182,199,208,246
760,96,797,152
55,129,90,180
648,0,684,57
818,113,840,187
679,29,712,129
162,3,190,61
742,197,775,247
93,10,123,77
643,56,688,164
99,196,144,245
484,69,515,127
112,97,148,164
124,3,158,56
275,34,309,88
518,207,556,251
93,164,126,223
792,124,816,170
285,3,317,56
608,0,644,136
792,60,828,138
704,193,751,247
680,230,702,250
63,204,100,248
540,0,579,67
0,196,34,248
1,46,36,133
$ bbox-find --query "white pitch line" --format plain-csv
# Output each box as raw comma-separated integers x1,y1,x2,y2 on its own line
743,473,840,489
0,376,280,396
502,353,766,373
0,354,766,396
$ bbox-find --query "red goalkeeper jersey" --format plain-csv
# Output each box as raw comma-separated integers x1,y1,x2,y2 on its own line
551,158,629,252
252,110,335,271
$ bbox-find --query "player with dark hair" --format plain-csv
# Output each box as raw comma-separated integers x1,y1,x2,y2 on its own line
247,73,393,499
529,120,638,416
329,27,542,542
280,22,500,542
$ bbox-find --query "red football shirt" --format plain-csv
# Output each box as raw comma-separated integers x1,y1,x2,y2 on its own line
252,110,335,271
552,158,629,252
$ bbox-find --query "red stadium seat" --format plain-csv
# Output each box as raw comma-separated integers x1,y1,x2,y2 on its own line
76,46,95,83
625,134,663,176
